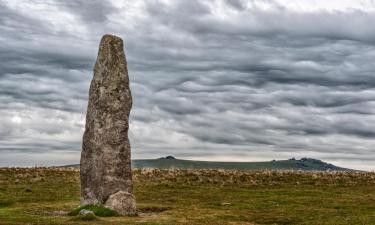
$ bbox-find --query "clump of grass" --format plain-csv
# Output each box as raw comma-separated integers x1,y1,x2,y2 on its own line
0,201,12,208
68,204,119,217
71,213,97,221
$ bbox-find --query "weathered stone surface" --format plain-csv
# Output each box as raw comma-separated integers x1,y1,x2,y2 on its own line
80,34,136,215
105,191,137,215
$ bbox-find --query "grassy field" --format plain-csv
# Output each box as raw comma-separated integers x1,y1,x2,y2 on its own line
0,168,374,225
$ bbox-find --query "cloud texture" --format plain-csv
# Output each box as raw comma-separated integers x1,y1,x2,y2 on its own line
1,0,375,170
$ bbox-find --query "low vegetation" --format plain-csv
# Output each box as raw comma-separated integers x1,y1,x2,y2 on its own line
0,167,374,224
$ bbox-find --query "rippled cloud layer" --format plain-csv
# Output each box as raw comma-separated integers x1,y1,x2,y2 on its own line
1,0,375,170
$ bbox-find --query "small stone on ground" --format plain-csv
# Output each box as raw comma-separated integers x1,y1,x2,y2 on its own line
79,209,95,216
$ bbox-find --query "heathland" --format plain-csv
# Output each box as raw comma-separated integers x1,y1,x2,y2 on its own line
0,168,374,225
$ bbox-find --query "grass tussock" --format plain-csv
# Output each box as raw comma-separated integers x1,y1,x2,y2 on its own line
0,201,12,208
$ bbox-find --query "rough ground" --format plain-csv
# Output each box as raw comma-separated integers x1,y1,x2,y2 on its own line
0,168,374,225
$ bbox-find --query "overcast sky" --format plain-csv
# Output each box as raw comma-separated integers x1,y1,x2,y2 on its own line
1,0,375,170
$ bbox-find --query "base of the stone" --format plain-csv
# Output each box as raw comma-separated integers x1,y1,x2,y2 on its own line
104,191,137,216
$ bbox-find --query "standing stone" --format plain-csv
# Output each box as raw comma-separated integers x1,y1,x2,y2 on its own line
80,34,136,215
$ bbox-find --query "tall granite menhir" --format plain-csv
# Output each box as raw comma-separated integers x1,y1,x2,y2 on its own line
80,34,136,215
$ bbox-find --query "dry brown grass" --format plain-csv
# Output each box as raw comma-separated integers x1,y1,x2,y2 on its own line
1,168,374,225
133,168,375,187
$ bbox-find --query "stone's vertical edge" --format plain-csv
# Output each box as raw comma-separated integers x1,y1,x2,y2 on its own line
80,34,136,215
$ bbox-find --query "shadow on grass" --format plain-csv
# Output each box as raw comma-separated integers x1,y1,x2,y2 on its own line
68,204,119,217
71,214,98,221
138,206,171,213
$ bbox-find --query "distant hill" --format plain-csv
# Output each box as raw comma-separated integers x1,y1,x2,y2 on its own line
64,157,353,171
133,157,352,171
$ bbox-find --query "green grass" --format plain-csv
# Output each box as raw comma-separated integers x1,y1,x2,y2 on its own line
68,204,119,217
0,168,374,225
0,201,12,208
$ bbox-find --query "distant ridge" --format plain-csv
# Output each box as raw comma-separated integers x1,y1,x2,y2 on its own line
158,156,176,160
63,157,353,171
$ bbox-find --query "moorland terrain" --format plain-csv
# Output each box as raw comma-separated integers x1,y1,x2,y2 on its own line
0,167,374,225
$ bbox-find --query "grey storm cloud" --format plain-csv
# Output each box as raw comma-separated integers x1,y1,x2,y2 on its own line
225,0,246,10
56,0,118,23
1,0,375,170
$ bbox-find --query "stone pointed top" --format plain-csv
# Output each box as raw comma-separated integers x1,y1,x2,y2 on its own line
101,34,123,44
96,34,125,61
94,34,128,83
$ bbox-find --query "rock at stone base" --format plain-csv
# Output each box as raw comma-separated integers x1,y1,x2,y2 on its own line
105,191,137,215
